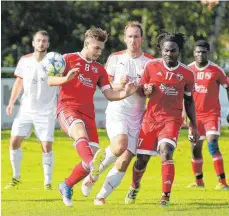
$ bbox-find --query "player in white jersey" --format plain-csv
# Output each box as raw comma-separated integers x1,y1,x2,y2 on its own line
4,30,76,190
81,21,154,204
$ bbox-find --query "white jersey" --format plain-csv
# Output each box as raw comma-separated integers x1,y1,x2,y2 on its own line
105,50,154,120
14,53,58,116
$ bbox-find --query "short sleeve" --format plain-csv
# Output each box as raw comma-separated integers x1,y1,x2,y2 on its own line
184,70,195,96
97,66,111,92
105,55,117,77
139,62,151,85
14,58,24,78
217,67,229,88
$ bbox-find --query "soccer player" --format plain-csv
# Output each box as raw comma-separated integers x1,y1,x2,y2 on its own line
48,27,139,207
125,31,199,207
4,30,76,190
81,21,154,205
187,40,229,190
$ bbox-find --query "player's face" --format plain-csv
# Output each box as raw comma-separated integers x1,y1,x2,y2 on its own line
32,33,49,53
124,27,143,52
161,41,180,67
194,46,208,65
86,38,105,61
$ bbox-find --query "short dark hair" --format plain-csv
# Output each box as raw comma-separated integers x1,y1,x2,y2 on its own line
156,30,185,51
124,21,143,37
195,40,210,51
33,30,50,41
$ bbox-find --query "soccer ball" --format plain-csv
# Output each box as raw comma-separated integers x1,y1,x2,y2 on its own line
42,52,66,76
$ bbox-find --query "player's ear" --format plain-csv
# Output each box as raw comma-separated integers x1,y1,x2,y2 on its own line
141,36,144,43
47,42,50,48
32,41,35,48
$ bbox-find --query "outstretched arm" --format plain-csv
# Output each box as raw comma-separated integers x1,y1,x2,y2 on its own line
103,82,138,101
48,68,79,86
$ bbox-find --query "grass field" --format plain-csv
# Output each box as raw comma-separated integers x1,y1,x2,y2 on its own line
1,128,229,216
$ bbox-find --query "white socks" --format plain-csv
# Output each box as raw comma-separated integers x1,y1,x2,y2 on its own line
96,167,125,199
10,147,22,179
99,146,118,173
42,151,54,185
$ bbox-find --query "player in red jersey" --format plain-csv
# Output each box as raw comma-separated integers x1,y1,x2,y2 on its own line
48,27,138,207
125,31,199,207
186,40,229,190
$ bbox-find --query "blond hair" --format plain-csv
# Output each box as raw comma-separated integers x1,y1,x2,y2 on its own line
84,27,108,42
124,21,143,37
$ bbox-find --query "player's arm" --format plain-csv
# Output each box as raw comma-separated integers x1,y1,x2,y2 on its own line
6,77,23,116
48,68,79,86
103,82,139,101
184,94,199,142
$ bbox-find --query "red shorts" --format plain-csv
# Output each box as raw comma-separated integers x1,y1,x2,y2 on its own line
57,108,99,147
189,115,220,140
137,120,181,156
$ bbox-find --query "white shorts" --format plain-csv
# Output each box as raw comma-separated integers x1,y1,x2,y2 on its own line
106,113,142,154
11,110,56,142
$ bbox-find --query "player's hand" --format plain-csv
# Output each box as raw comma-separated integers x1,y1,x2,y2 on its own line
6,104,14,116
66,68,80,81
143,84,154,97
120,75,129,86
182,110,188,126
188,126,199,145
125,82,139,96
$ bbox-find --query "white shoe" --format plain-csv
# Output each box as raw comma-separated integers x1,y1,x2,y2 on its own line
81,174,95,197
94,197,105,205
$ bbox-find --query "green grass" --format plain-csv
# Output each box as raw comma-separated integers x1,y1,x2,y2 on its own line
1,128,229,216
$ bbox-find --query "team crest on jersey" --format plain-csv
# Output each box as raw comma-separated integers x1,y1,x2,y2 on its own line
176,74,184,81
205,72,212,80
92,66,98,73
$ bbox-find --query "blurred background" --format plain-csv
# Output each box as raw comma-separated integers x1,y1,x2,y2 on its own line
1,0,229,128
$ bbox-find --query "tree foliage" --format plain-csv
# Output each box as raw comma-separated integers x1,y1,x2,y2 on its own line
1,1,229,70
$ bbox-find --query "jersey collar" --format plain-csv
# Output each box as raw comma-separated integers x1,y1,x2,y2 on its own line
162,59,180,71
194,60,210,71
77,52,93,63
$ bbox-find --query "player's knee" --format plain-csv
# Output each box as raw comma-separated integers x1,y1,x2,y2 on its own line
112,144,127,157
116,158,130,171
160,147,173,160
208,140,220,156
135,155,150,170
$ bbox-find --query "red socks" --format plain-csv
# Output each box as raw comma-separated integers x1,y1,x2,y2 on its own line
162,160,174,201
191,158,204,185
74,137,93,166
213,154,227,185
132,166,146,189
65,162,89,187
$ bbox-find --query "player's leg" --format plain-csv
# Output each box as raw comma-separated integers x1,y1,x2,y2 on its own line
158,121,180,207
34,115,55,190
94,149,134,205
125,125,157,204
159,142,175,206
205,117,228,190
5,113,33,189
187,120,205,188
81,119,128,196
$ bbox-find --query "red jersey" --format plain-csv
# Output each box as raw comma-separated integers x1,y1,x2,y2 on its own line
140,59,194,123
57,52,111,119
189,61,229,117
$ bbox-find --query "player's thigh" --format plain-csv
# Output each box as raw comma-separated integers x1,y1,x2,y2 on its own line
57,109,88,140
190,118,205,141
106,118,128,155
33,115,56,142
11,112,33,139
204,116,221,137
127,127,141,155
158,120,181,151
136,123,158,156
